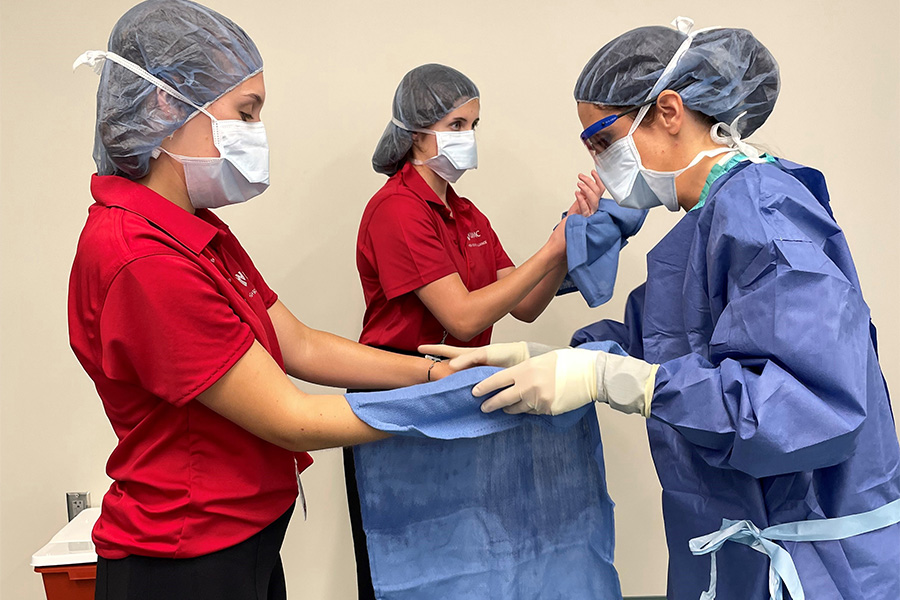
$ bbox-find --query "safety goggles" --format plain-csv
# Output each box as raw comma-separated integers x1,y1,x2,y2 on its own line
580,86,688,156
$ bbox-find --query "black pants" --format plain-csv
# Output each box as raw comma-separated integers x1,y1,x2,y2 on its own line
345,347,422,600
344,346,425,600
95,504,294,600
344,446,377,600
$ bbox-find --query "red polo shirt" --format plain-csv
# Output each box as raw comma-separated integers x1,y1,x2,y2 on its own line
357,162,514,352
68,175,312,559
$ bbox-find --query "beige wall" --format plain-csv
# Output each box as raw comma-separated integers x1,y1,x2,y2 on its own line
2,0,898,598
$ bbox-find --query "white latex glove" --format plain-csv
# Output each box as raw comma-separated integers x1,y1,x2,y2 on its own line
474,349,660,417
474,349,600,415
417,342,560,371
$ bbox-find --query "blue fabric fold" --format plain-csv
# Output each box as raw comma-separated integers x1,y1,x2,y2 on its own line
345,341,626,599
347,366,587,439
557,199,647,307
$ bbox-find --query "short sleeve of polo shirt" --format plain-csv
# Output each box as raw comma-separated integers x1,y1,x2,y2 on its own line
366,195,458,300
99,254,255,407
487,220,515,271
219,233,278,309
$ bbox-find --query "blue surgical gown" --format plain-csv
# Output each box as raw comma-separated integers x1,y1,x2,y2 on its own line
573,159,900,599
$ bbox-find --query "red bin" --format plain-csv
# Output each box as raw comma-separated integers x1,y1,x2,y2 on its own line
32,508,100,600
33,564,96,600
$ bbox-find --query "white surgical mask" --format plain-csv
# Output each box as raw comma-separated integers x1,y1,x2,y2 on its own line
392,117,478,184
593,111,731,211
74,50,269,209
152,117,269,209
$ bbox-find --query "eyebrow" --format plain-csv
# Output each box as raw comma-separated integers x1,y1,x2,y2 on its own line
244,93,264,105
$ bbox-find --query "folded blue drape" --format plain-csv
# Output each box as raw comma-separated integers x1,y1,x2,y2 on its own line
345,342,625,599
557,199,647,307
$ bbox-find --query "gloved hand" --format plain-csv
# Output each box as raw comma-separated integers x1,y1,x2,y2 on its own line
474,349,659,417
417,341,560,371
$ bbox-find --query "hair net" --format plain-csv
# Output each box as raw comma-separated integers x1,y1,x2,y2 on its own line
83,0,263,179
574,21,779,137
372,64,479,176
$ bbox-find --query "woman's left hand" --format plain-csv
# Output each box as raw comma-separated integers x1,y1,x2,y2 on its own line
569,170,605,216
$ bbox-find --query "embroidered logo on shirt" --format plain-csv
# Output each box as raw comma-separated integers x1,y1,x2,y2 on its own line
466,229,487,248
235,271,249,287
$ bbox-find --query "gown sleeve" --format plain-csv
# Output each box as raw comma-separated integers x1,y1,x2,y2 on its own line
650,165,872,479
570,283,646,360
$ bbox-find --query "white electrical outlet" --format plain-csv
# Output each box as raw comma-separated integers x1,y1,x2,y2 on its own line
66,491,91,521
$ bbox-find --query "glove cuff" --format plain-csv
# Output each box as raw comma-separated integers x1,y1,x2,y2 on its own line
598,353,658,417
644,363,660,418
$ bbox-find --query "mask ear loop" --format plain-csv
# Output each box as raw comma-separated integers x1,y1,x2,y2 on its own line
74,50,231,152
391,117,435,136
623,17,700,144
628,103,652,136
74,51,214,121
391,118,438,165
643,16,727,104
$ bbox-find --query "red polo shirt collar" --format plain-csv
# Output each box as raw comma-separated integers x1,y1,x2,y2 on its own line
90,174,224,255
396,162,468,218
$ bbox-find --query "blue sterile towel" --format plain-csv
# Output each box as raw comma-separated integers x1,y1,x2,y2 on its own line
345,341,625,599
557,199,647,307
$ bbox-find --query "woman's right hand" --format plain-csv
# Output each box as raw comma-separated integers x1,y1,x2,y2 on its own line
546,214,569,260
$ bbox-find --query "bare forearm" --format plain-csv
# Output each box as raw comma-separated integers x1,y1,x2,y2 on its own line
288,327,433,390
423,245,563,341
511,260,569,322
198,341,390,452
460,246,562,333
283,393,390,452
269,299,432,389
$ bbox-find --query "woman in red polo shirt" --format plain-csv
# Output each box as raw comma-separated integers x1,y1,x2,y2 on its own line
346,63,601,598
359,63,600,354
70,2,452,599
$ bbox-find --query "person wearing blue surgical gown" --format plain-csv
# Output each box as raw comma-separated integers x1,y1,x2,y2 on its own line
434,18,900,600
